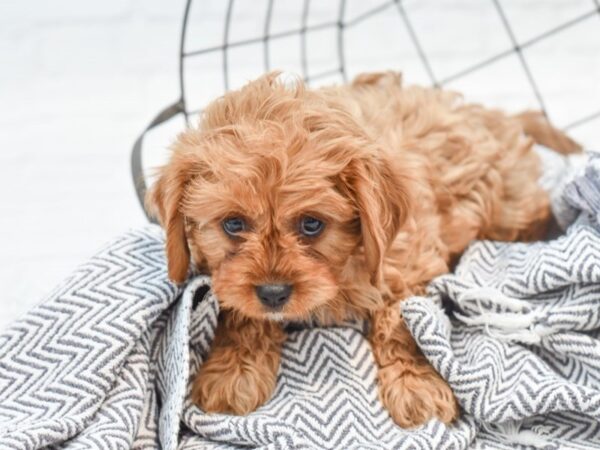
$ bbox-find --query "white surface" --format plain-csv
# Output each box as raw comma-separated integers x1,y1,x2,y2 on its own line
1,0,599,330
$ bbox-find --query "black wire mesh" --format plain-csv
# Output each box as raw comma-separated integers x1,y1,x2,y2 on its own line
132,0,600,219
176,0,600,132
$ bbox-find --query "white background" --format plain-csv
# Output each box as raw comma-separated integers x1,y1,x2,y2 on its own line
1,0,599,329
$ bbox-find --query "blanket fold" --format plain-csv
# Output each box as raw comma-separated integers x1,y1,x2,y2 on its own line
1,155,599,449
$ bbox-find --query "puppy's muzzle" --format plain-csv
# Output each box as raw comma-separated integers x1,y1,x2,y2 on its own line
255,284,292,309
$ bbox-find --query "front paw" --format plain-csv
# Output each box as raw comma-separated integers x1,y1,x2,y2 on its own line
191,351,278,415
378,362,459,428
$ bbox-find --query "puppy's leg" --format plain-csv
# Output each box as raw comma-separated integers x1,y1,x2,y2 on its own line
370,304,458,428
191,310,286,415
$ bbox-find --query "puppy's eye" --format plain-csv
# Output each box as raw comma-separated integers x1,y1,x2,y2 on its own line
299,216,325,237
222,217,246,237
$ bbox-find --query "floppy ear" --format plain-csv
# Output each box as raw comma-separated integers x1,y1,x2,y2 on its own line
343,154,411,287
145,157,192,284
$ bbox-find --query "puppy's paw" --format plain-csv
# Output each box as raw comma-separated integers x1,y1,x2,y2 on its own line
378,362,459,428
191,350,278,415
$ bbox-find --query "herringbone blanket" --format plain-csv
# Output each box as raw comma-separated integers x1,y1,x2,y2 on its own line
1,154,599,450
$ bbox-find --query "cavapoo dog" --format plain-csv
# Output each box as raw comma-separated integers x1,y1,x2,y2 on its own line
147,71,579,427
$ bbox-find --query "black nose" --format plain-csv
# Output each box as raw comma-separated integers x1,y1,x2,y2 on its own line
255,284,293,309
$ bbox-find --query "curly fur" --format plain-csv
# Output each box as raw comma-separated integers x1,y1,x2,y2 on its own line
147,71,580,428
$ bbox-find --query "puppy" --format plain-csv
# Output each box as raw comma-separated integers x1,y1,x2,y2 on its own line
147,71,580,427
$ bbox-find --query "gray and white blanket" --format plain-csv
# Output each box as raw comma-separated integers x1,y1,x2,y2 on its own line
1,154,599,450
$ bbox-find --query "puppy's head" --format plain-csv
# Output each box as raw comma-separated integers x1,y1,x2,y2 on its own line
148,73,410,321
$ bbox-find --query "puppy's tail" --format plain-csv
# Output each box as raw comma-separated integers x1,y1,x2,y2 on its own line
515,110,582,154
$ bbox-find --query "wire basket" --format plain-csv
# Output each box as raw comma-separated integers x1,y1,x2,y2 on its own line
132,0,600,219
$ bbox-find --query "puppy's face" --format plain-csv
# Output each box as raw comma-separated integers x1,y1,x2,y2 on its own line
184,150,359,321
148,74,409,322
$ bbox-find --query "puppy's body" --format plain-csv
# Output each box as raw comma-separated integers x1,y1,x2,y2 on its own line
148,72,579,427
